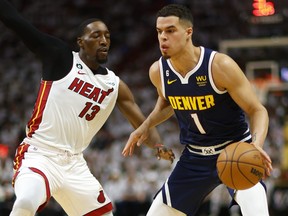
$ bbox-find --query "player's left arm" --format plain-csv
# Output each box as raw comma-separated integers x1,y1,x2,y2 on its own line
116,79,175,163
0,0,73,81
212,53,272,177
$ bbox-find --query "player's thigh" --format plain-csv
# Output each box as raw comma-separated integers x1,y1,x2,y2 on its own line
12,168,48,215
164,153,220,214
53,160,112,216
13,146,55,208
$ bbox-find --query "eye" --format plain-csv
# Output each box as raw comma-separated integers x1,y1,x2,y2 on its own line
91,33,100,38
166,29,175,33
105,33,111,39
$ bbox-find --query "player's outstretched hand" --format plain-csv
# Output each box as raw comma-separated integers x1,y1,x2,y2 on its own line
155,144,175,164
122,125,175,164
122,124,149,157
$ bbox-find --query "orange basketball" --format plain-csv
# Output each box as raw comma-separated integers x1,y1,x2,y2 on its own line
216,142,265,190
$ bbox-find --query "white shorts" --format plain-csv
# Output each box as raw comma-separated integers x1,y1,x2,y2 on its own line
13,143,113,216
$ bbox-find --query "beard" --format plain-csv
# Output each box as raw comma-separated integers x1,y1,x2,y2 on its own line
161,49,170,59
162,54,171,59
97,57,108,64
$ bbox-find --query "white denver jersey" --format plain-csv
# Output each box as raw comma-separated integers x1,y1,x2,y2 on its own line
23,52,119,154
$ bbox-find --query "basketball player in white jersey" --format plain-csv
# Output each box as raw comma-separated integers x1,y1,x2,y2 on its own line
0,0,175,215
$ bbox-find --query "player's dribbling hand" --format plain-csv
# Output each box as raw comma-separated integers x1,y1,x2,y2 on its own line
251,143,273,179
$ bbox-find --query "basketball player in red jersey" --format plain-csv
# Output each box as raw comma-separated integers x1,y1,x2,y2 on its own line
123,4,273,216
0,0,175,215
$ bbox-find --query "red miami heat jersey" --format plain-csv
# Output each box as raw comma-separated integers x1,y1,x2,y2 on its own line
159,46,251,147
23,52,119,154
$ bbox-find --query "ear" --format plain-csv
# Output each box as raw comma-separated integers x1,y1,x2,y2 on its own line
187,27,193,39
77,37,83,48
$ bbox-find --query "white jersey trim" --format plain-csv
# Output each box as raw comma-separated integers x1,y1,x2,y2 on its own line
208,51,227,94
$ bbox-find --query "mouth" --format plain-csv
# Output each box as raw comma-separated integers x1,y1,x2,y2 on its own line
160,45,169,52
98,47,108,54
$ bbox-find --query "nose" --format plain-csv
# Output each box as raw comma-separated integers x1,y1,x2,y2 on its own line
99,35,108,45
159,32,167,41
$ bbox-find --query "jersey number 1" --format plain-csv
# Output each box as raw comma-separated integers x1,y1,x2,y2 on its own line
191,113,206,134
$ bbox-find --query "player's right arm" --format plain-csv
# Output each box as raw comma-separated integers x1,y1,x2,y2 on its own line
0,0,72,81
122,61,174,156
147,61,175,127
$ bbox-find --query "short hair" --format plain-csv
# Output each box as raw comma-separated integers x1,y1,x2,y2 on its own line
76,18,103,38
157,4,193,26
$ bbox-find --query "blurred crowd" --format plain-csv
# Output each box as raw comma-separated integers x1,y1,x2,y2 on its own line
1,0,288,215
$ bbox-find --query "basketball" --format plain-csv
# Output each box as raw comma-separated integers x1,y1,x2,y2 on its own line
216,142,265,190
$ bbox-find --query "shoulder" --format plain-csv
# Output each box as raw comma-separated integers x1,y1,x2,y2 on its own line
118,78,126,88
116,78,136,104
213,52,239,72
149,60,160,74
212,52,246,91
118,79,131,95
149,60,161,87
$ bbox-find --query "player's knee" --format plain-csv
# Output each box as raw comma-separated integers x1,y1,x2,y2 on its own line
147,193,186,216
9,207,34,216
235,183,269,216
11,197,38,216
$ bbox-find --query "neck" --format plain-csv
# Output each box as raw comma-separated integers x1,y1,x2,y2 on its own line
170,45,200,77
79,51,100,71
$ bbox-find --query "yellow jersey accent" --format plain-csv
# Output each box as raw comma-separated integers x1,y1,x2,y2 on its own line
168,95,215,111
167,79,177,85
